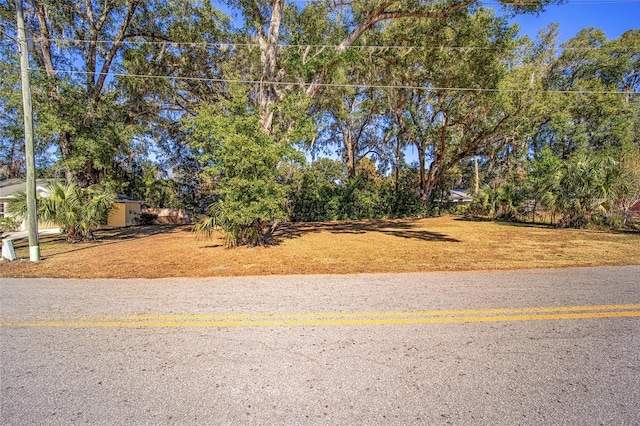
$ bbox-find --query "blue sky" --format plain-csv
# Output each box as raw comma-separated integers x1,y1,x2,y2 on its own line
228,1,639,44
508,0,639,43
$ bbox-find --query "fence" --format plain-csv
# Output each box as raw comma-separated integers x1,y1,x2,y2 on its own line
141,208,191,225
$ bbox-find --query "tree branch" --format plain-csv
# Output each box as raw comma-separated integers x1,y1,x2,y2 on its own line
305,0,478,98
33,0,57,83
93,0,139,102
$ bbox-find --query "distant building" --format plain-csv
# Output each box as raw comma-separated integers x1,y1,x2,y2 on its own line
448,189,474,204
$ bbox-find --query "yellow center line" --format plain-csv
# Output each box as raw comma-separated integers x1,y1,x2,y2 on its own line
1,304,639,328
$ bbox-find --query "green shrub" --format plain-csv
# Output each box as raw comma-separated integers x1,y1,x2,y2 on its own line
0,216,22,233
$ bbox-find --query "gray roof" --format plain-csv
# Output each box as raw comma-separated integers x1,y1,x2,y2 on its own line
116,194,144,203
449,189,474,202
0,179,142,203
0,178,57,199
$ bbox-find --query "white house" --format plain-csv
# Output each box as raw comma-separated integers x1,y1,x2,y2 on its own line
0,178,58,231
0,178,143,230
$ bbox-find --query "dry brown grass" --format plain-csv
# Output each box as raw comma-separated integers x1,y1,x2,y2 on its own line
1,216,638,278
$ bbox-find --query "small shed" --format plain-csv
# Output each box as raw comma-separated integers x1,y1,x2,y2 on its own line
107,195,144,227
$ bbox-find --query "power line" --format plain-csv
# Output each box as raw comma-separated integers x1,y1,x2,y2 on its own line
29,67,638,95
292,0,640,3
2,0,636,52
480,0,640,3
9,37,639,52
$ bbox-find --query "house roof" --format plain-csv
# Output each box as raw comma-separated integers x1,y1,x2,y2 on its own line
115,194,144,203
0,178,57,199
0,179,143,203
449,189,474,202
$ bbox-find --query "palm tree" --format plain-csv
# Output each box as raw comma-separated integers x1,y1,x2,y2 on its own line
8,181,116,242
471,185,499,217
193,201,264,248
542,151,617,228
496,183,521,220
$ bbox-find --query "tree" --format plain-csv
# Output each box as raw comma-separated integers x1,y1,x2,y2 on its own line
525,29,640,227
0,28,26,178
187,89,300,247
316,87,388,180
118,0,233,199
3,0,231,190
526,147,561,222
13,0,144,186
340,157,386,219
224,0,558,136
543,28,638,158
376,8,538,209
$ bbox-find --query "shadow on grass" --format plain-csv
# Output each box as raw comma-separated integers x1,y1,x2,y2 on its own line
454,215,640,234
9,225,191,259
98,224,188,240
454,216,557,229
272,219,460,244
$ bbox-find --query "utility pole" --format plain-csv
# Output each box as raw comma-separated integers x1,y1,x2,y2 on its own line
15,0,40,261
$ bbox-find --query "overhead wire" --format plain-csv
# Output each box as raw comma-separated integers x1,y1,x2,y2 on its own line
27,67,638,95
11,37,639,51
291,0,640,3
3,0,636,95
1,0,637,51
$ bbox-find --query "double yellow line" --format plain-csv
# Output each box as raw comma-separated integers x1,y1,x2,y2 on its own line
2,304,639,328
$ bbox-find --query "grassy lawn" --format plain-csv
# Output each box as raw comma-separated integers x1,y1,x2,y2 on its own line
1,216,638,279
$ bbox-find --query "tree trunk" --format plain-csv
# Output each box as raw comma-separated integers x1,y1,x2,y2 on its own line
345,139,356,179
258,0,284,134
474,156,480,194
416,142,427,209
424,163,440,209
393,136,401,214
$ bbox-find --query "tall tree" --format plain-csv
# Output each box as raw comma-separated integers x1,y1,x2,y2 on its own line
0,39,25,178
224,0,558,135
117,0,232,208
544,28,639,157
18,0,145,186
374,8,541,207
188,87,301,246
316,86,389,179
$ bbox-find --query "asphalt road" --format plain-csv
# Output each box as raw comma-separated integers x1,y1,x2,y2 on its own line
1,266,639,424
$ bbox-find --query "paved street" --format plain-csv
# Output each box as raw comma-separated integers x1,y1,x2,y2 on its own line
1,266,639,424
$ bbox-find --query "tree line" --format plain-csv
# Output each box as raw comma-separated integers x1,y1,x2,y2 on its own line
1,0,638,246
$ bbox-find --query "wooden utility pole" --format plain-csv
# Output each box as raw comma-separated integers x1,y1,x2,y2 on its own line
15,0,40,261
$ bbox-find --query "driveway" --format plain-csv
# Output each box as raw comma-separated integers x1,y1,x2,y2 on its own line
2,228,60,241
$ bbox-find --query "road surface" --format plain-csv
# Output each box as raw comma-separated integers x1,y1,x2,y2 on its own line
1,266,639,424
